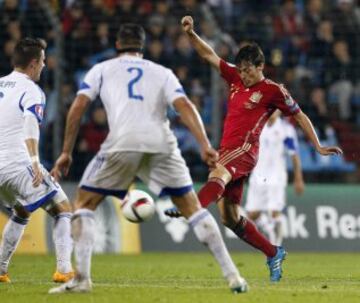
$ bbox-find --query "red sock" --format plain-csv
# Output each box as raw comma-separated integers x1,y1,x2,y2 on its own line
233,217,276,258
198,178,225,208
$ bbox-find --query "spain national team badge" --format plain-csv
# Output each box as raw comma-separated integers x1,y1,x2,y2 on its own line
249,91,263,104
245,91,263,109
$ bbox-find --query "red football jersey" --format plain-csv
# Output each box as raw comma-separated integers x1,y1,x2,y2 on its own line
219,60,300,150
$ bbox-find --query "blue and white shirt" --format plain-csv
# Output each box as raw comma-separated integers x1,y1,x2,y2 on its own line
78,55,187,153
0,71,45,170
249,118,299,186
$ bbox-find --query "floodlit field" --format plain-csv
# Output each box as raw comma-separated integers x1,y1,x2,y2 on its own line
1,253,359,303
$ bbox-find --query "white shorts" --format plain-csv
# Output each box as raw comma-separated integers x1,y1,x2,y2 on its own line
245,183,286,212
80,150,193,198
0,163,68,212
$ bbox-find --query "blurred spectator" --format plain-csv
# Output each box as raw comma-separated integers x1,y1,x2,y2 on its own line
325,40,356,120
273,0,308,67
304,0,326,37
306,87,332,141
307,19,334,85
74,106,108,178
145,39,170,67
330,0,360,59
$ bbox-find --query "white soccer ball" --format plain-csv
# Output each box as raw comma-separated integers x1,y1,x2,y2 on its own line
121,189,155,223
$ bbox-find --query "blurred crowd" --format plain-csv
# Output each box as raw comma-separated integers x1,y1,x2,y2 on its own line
0,0,359,179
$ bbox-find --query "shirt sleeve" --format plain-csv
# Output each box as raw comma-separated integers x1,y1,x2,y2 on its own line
77,64,102,101
21,85,45,124
163,69,187,105
219,59,240,85
272,85,301,116
283,122,299,156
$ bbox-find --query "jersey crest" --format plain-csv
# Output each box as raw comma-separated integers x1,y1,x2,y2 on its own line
249,91,263,104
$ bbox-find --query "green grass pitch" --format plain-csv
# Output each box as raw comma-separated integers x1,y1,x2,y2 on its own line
1,253,359,303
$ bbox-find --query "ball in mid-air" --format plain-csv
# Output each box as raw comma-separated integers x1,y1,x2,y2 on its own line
121,189,155,223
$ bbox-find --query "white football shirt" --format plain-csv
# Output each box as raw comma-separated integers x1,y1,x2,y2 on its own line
0,71,45,170
77,55,187,153
249,118,298,186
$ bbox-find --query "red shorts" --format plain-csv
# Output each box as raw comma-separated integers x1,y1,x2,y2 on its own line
218,145,258,205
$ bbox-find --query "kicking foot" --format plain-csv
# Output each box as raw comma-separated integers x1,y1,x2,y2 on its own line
48,278,92,294
267,246,287,282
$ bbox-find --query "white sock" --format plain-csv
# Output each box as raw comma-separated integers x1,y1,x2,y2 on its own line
72,209,95,280
272,215,284,246
188,209,240,279
0,215,28,274
53,212,73,273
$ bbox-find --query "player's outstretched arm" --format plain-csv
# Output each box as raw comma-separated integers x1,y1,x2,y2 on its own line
51,94,90,181
181,16,221,70
293,111,343,156
173,97,218,168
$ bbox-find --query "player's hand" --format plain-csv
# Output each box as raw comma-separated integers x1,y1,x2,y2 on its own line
316,145,343,156
181,16,194,34
51,152,72,182
294,178,305,195
200,145,219,169
32,161,44,187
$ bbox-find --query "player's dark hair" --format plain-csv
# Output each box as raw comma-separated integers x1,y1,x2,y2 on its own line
116,23,146,50
12,38,47,69
234,43,265,67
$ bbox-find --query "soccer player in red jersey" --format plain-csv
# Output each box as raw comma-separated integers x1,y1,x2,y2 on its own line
166,16,343,282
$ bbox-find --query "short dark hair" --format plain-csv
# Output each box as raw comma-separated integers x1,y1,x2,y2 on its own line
234,43,265,67
12,38,47,69
116,23,146,49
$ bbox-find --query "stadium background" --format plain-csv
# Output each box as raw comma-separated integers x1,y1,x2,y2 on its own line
0,0,359,254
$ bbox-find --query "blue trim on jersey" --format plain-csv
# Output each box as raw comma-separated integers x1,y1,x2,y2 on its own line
175,87,185,94
24,190,58,212
79,82,91,90
159,185,193,197
18,92,26,112
26,103,44,123
80,185,127,199
284,137,296,151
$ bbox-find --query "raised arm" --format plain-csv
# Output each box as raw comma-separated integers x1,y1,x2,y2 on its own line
181,16,221,70
51,94,90,180
173,96,218,168
293,110,343,156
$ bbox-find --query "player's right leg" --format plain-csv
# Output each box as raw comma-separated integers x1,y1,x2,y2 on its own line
171,191,248,293
0,205,29,283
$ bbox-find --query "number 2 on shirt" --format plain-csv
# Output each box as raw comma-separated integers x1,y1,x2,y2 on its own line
127,67,144,101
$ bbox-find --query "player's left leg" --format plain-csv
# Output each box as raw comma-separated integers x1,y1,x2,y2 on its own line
0,205,29,283
45,199,74,283
220,179,286,282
